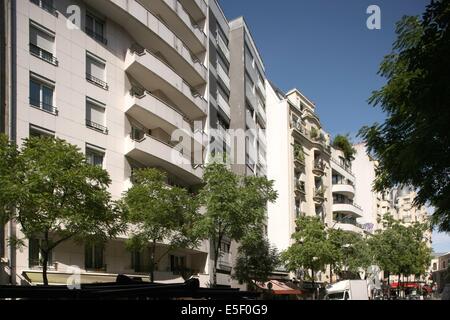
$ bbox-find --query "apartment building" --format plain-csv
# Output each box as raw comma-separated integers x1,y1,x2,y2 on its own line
228,17,267,178
266,83,333,253
1,0,216,286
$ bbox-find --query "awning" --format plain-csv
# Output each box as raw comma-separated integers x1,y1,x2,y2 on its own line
255,280,304,295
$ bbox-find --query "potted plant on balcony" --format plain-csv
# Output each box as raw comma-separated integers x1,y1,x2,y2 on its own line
294,144,305,164
332,134,356,161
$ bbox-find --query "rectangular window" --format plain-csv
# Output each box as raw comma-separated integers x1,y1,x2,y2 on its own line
29,238,53,268
131,250,143,272
29,74,57,114
85,243,104,270
86,52,108,89
170,255,186,273
29,22,57,65
30,0,58,16
29,124,55,138
86,98,107,134
86,13,107,45
86,144,105,167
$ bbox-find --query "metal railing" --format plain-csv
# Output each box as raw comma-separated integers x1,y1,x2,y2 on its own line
86,119,108,134
86,73,109,90
29,43,58,66
333,199,362,211
85,27,107,45
29,98,58,115
295,180,306,193
30,0,58,16
331,157,354,176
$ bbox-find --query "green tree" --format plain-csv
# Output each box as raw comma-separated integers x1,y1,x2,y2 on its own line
332,134,356,161
122,168,203,283
328,229,373,280
369,214,431,286
359,1,450,231
198,162,277,287
0,135,19,226
281,217,333,291
13,136,123,285
233,228,279,290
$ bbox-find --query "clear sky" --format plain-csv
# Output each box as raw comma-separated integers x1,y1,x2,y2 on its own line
219,0,450,252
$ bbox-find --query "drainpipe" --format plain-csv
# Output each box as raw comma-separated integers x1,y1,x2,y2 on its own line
9,0,17,285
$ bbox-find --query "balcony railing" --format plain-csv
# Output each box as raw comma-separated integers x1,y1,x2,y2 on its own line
295,180,306,194
29,43,58,66
29,98,58,115
331,158,354,176
85,27,107,45
86,73,109,90
333,199,362,211
314,188,326,201
216,35,230,61
86,119,108,134
30,0,58,17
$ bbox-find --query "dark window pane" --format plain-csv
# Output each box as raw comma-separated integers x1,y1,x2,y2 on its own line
30,80,40,105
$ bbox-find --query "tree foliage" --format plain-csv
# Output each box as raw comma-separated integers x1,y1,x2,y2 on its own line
368,214,431,278
359,1,450,231
281,217,333,282
332,134,356,161
0,135,19,225
122,168,203,282
233,228,279,289
198,162,277,287
9,136,123,285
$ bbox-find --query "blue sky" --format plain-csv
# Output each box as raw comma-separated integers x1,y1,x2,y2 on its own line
220,0,450,252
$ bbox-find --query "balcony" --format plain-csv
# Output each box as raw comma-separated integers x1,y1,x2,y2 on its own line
86,73,108,90
216,92,231,119
216,62,230,90
245,81,256,109
295,181,306,196
256,79,266,97
85,0,207,86
331,158,355,178
332,202,363,218
30,0,58,17
246,110,256,129
313,161,326,176
125,47,207,120
29,43,58,66
332,184,355,198
216,35,230,62
313,188,326,203
179,0,207,22
256,101,267,125
126,88,204,148
29,98,58,116
126,135,203,185
86,119,108,134
139,0,207,54
334,223,364,234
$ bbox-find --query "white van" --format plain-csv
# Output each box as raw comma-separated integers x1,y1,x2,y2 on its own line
325,280,369,300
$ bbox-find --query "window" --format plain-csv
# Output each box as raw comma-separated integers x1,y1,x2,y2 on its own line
170,255,186,273
131,250,145,272
29,238,53,267
30,0,58,16
86,52,108,89
86,13,107,45
86,98,107,134
29,74,57,114
29,22,57,65
29,124,55,138
433,263,437,271
85,243,105,270
86,144,105,167
220,242,230,254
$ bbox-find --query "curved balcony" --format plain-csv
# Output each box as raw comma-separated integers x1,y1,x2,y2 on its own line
125,48,207,120
126,135,203,185
331,158,355,179
332,184,355,198
332,203,363,218
140,0,207,55
313,162,326,176
179,0,207,22
334,223,364,234
85,0,207,86
294,181,306,197
125,88,205,149
313,189,326,204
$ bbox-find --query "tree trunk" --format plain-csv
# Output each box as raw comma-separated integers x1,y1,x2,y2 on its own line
149,240,156,283
311,267,315,300
329,265,333,284
42,251,49,286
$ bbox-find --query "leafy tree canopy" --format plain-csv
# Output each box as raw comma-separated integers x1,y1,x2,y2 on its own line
359,1,450,231
332,134,356,161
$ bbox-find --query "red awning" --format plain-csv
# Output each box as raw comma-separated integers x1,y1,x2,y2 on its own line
390,282,422,289
255,280,304,295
